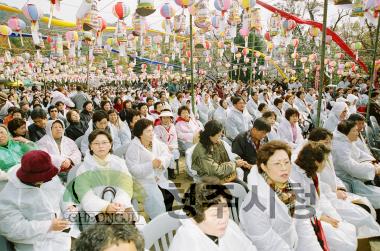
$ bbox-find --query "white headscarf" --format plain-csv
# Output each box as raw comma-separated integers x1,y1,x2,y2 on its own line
323,101,348,132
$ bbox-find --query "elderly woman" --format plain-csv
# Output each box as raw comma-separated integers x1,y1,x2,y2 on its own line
81,110,122,155
108,109,131,145
169,179,257,251
64,109,88,141
332,120,380,209
277,108,304,150
72,130,140,226
191,120,248,184
323,101,348,132
225,96,253,143
292,142,357,251
197,93,214,125
154,110,179,179
262,111,280,141
7,117,29,140
125,119,175,219
212,99,229,127
0,150,74,250
0,125,37,186
37,119,81,175
175,105,204,153
346,94,359,115
240,141,323,251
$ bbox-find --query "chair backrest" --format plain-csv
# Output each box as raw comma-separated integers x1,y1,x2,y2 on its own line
75,135,83,149
365,125,376,148
370,116,380,137
225,182,248,224
185,144,200,182
142,211,182,251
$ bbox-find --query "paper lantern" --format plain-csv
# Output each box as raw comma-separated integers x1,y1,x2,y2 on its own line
227,2,241,26
136,0,156,17
351,42,363,60
174,14,186,33
22,2,42,45
0,25,12,49
300,57,308,69
212,14,222,29
175,0,195,8
282,19,297,32
214,0,232,15
7,17,26,46
239,28,249,47
308,27,320,37
269,13,281,37
194,1,211,29
241,0,256,11
308,53,317,63
82,3,102,31
160,3,176,42
113,1,130,20
351,0,364,17
248,8,261,31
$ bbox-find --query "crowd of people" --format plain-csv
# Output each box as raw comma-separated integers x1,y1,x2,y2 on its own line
0,75,380,250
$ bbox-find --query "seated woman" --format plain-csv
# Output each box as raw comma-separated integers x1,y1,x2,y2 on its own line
154,109,179,180
7,117,29,140
262,111,280,141
108,109,131,146
192,120,248,184
175,105,203,153
308,128,380,239
169,178,257,251
323,101,348,132
65,109,88,141
278,108,304,150
125,119,175,219
212,99,229,128
81,110,122,155
0,125,37,188
73,130,141,227
292,142,357,251
125,108,141,140
332,120,380,209
240,141,323,251
37,119,81,178
0,150,74,250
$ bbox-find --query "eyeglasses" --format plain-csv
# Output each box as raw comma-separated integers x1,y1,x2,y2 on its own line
91,141,111,147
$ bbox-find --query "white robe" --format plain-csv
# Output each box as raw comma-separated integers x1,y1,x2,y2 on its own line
37,120,82,169
169,217,257,251
332,131,380,208
291,165,357,251
277,119,304,150
225,107,253,142
0,169,71,251
241,167,323,251
125,137,174,219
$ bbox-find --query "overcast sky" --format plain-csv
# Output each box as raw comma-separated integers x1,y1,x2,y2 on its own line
0,0,346,33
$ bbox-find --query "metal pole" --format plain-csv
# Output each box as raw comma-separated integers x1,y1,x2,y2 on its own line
190,14,195,113
316,0,329,127
250,31,255,83
366,16,380,122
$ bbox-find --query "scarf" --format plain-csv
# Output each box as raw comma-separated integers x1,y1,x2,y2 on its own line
175,116,190,124
261,172,296,216
311,175,330,251
93,154,111,168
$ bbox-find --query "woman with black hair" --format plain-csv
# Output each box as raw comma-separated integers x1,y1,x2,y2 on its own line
169,178,257,251
292,142,357,251
125,119,175,219
191,120,248,183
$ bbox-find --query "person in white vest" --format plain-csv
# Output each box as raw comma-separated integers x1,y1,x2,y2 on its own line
0,150,74,251
169,178,257,251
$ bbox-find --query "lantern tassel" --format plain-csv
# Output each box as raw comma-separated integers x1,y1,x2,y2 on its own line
20,33,24,46
7,37,11,49
48,3,54,29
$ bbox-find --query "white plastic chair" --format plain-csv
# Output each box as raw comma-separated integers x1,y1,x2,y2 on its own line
141,211,181,251
185,144,200,182
225,182,248,224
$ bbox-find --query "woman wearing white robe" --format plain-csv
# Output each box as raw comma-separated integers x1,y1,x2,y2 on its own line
277,108,304,150
332,121,380,209
291,143,357,251
323,102,348,132
197,93,214,125
125,119,174,219
169,181,257,251
346,94,359,115
37,119,81,171
240,141,323,251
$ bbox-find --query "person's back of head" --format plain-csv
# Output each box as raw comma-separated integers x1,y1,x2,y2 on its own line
252,118,271,132
31,108,47,120
75,224,145,251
